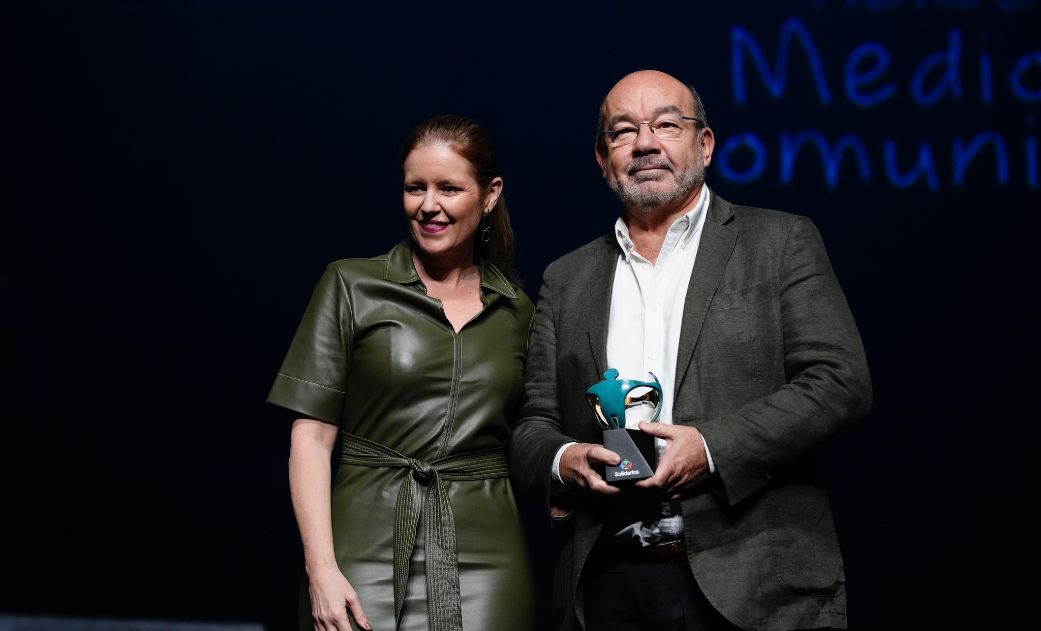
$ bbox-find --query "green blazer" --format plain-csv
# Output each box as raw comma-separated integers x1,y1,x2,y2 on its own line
509,194,871,631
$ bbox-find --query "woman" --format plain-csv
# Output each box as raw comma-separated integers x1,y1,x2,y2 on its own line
268,115,535,631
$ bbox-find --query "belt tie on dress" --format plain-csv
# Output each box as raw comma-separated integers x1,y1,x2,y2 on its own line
340,432,509,631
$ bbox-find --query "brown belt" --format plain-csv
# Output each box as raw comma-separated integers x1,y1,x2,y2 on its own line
593,539,688,564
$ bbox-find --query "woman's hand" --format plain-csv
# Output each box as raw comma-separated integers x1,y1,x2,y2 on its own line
307,565,371,631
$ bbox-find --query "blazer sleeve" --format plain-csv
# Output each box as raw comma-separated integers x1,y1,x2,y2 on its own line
697,217,872,506
266,263,354,425
509,264,576,496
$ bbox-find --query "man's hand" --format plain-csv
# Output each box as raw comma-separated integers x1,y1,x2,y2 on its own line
634,422,710,498
559,443,623,495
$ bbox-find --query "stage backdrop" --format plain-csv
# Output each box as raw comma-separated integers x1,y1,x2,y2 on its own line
4,1,1039,629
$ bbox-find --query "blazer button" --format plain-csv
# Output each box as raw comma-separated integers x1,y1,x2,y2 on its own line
764,472,773,481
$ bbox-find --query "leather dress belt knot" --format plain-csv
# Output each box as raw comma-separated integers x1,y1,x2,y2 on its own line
340,432,509,631
408,458,435,485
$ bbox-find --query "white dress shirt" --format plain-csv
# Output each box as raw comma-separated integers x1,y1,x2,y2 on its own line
552,186,716,544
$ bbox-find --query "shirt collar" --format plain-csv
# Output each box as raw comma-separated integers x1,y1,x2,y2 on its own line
383,240,517,299
613,186,711,263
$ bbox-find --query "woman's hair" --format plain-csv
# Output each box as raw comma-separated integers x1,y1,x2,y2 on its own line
402,114,517,282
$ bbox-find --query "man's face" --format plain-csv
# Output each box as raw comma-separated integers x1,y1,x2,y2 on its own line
596,72,715,213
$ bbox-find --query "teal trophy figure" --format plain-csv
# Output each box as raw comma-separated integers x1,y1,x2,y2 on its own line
585,368,663,483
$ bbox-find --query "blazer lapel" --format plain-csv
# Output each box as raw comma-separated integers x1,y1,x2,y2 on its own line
582,235,619,382
674,195,737,398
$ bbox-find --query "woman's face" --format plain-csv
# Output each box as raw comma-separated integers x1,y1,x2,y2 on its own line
403,143,501,264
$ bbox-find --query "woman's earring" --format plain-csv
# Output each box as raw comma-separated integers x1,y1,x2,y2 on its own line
481,212,492,243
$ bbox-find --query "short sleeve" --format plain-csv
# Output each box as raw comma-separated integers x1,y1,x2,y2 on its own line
266,264,352,425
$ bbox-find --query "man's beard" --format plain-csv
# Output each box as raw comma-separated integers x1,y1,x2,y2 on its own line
609,155,704,211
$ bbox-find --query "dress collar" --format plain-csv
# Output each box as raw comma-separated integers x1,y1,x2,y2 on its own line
383,240,517,299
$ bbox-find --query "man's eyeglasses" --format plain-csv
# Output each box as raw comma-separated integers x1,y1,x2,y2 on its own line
601,116,703,148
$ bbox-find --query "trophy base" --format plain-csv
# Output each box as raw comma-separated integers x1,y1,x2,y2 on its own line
603,428,656,484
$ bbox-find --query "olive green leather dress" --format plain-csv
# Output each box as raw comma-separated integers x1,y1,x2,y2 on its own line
268,241,535,631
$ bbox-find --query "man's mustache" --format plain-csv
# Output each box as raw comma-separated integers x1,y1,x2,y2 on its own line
627,157,673,175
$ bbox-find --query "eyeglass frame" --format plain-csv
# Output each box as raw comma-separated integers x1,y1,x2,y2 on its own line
599,115,705,149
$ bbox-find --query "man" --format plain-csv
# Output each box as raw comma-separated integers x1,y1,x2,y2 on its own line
509,70,871,631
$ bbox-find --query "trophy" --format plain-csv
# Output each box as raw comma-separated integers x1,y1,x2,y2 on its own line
585,368,662,483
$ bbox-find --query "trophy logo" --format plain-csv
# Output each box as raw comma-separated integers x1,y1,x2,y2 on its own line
585,368,662,483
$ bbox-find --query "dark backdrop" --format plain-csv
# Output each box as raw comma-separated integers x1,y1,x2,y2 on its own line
3,1,1039,629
